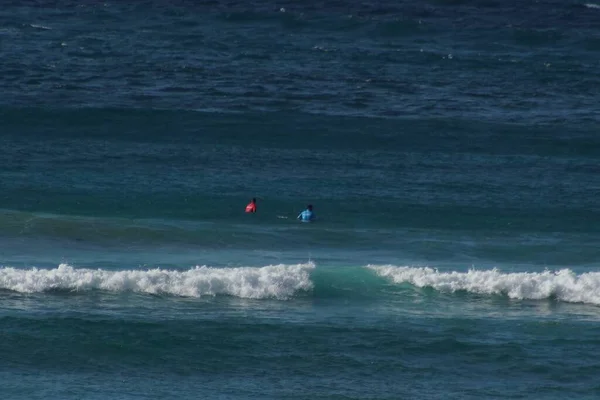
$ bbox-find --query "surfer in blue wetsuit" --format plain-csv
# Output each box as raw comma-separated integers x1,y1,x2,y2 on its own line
297,204,315,222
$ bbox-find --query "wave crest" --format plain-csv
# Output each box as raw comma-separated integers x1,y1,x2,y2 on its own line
0,263,315,299
369,265,600,305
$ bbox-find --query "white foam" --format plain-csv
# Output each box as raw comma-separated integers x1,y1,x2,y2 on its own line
585,3,600,9
0,263,315,299
29,24,52,30
369,265,600,305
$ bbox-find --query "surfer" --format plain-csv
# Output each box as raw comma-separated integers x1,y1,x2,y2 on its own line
245,198,257,213
297,204,315,222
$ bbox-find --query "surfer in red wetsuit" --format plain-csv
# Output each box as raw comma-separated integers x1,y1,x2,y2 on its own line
245,198,257,213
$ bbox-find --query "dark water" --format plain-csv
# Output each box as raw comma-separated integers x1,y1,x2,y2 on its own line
1,1,600,399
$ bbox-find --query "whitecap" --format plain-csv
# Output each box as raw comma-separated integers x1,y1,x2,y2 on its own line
0,263,315,300
369,265,600,305
29,24,52,30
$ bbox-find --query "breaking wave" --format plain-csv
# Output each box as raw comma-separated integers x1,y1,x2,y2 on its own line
0,263,314,299
2,263,600,305
369,265,600,305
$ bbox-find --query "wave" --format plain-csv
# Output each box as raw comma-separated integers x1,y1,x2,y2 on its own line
3,263,600,305
0,263,314,299
29,24,52,30
369,265,600,305
584,3,600,9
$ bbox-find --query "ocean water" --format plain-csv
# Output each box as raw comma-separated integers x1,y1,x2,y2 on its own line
1,1,600,399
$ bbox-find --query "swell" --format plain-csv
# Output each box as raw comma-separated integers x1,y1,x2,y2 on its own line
1,208,598,259
2,107,598,154
3,109,598,236
9,314,595,377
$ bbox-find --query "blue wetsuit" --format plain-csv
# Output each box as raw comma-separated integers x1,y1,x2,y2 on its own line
297,209,314,222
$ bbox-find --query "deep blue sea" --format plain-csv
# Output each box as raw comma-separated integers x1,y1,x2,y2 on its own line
1,1,600,399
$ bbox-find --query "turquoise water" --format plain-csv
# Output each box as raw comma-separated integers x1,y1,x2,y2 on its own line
1,1,600,399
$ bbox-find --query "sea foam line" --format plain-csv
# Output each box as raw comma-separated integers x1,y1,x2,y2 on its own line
29,23,52,30
0,263,315,299
369,265,600,305
585,3,600,9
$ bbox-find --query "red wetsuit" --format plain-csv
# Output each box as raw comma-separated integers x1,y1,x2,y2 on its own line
245,202,256,213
